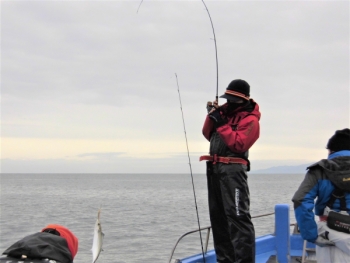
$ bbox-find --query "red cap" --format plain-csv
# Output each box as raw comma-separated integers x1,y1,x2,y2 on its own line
42,224,79,259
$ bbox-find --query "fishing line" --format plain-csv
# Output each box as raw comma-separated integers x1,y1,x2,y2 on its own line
175,73,206,263
136,0,144,13
200,0,219,101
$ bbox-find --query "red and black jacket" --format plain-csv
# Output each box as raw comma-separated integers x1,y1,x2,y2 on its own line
202,99,261,170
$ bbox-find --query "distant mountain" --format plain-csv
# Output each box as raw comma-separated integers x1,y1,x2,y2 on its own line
252,163,312,174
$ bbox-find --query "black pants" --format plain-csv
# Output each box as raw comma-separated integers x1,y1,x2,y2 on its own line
206,162,255,263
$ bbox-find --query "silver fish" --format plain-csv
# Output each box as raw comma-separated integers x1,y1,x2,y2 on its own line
92,209,104,263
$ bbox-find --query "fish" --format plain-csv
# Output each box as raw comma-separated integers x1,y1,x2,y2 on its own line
92,208,104,263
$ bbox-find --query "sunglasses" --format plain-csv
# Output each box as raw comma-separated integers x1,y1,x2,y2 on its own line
228,99,244,103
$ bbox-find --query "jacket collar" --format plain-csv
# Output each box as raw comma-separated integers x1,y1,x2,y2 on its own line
328,150,350,160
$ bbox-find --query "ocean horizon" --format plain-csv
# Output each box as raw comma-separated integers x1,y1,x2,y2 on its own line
0,173,304,262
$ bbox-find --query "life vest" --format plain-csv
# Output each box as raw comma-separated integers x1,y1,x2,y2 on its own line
324,187,350,234
326,187,349,213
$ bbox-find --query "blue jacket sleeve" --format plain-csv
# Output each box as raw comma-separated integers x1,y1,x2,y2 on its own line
292,170,319,242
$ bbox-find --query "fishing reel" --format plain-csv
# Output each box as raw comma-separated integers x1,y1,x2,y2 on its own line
206,101,219,113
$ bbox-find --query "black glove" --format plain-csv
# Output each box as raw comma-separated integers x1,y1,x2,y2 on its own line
206,101,214,113
207,104,214,113
209,110,221,122
209,110,226,127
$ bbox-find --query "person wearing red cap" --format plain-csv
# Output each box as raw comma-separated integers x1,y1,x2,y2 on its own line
1,224,78,263
292,128,350,262
201,79,261,263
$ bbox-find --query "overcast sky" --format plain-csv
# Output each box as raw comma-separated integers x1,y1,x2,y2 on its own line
1,0,349,173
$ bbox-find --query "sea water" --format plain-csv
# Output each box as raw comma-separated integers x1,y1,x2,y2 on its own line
0,173,304,263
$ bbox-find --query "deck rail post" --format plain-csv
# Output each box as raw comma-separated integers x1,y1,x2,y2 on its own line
275,204,290,263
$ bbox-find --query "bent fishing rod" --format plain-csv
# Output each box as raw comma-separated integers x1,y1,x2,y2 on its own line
175,73,206,263
137,0,219,100
201,0,219,102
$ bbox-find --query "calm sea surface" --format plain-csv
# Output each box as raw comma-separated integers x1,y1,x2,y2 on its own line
0,173,304,263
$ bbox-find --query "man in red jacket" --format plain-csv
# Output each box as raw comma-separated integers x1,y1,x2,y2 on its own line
201,79,261,263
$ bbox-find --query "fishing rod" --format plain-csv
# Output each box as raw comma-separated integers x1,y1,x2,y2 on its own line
201,0,219,101
137,0,218,101
175,73,206,263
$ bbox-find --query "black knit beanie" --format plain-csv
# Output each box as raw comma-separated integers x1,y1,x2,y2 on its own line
326,128,350,152
219,79,250,102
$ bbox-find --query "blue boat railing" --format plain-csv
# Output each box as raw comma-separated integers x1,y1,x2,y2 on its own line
168,212,275,263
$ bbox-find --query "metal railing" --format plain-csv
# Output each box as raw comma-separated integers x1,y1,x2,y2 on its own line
168,212,275,263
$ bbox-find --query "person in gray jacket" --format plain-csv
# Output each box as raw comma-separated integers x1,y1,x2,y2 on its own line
292,128,350,262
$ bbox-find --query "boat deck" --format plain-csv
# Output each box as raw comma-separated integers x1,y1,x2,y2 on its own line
267,255,300,262
266,255,316,263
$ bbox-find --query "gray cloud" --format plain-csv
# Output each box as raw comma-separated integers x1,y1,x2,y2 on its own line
1,1,349,173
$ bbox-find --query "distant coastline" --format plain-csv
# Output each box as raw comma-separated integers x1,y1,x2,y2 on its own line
252,163,312,174
1,163,312,175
